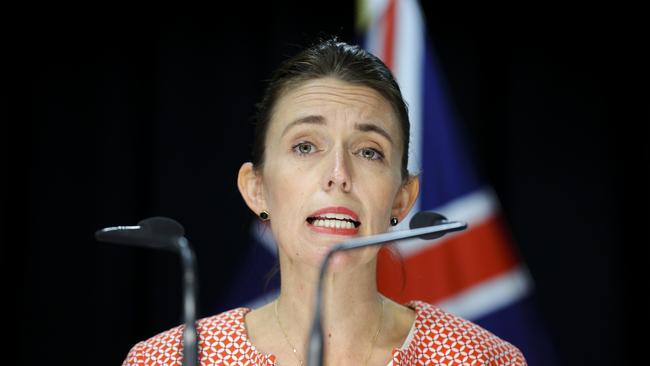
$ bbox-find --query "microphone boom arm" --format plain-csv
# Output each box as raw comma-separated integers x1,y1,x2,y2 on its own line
307,220,467,366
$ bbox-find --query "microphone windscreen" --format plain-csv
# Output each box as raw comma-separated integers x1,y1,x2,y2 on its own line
95,226,143,246
409,211,448,240
95,217,185,250
139,216,185,238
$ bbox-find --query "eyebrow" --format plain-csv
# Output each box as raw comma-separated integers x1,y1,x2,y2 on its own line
354,122,394,145
281,115,326,138
281,115,394,145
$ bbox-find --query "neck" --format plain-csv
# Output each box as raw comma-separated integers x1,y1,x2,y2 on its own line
275,250,384,362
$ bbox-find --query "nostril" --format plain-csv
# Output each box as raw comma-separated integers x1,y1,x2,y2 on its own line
324,177,350,191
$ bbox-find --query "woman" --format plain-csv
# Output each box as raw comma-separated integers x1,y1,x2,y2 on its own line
123,38,526,366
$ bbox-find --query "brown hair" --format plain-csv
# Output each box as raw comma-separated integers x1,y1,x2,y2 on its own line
252,37,411,180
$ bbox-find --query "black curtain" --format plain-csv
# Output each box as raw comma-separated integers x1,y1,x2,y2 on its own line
7,3,646,366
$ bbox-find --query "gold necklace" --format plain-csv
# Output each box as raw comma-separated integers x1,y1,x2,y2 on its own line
274,299,304,366
274,298,384,366
363,297,384,366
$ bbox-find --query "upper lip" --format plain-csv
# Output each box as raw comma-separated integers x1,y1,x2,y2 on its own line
306,206,361,226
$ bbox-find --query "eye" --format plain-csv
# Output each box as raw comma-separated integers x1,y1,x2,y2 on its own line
292,142,317,155
357,147,384,161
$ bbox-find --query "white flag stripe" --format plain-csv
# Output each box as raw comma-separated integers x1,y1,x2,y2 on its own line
394,187,500,257
364,16,383,61
431,186,501,225
363,0,425,212
394,0,425,178
435,266,532,321
361,0,388,66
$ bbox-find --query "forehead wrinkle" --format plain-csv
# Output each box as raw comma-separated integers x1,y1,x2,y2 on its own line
291,97,376,109
291,82,384,99
296,84,383,98
291,90,384,108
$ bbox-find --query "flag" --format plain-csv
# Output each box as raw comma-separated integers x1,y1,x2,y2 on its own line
357,0,559,364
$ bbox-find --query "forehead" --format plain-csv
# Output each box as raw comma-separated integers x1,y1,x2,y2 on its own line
269,77,400,135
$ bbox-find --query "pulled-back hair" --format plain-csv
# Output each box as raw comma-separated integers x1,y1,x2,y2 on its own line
252,38,411,180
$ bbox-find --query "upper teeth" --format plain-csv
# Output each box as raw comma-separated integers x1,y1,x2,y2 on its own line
319,213,355,221
312,219,356,229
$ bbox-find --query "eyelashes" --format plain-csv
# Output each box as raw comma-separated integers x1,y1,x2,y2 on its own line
291,141,385,162
357,147,384,161
292,141,317,155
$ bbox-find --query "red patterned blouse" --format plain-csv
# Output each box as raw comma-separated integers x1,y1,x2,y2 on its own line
123,300,526,365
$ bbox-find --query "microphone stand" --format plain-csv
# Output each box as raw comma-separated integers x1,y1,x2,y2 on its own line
177,236,198,366
306,220,467,366
95,217,199,366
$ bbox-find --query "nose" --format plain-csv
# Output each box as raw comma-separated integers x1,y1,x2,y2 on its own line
323,147,352,193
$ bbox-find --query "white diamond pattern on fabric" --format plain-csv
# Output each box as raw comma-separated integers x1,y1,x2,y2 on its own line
122,301,525,365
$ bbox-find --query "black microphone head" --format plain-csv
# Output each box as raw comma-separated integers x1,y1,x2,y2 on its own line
138,216,185,238
409,211,449,240
95,216,185,250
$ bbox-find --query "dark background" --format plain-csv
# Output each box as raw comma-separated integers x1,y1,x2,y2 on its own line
6,3,647,365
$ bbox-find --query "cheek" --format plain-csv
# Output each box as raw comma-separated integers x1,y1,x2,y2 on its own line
263,164,309,221
359,176,401,230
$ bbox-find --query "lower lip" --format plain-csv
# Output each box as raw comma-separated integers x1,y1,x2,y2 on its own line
306,221,359,236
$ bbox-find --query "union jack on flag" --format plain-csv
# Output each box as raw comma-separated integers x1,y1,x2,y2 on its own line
357,0,559,364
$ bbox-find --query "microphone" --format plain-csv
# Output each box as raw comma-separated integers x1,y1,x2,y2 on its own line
307,211,467,366
95,216,185,250
95,217,198,366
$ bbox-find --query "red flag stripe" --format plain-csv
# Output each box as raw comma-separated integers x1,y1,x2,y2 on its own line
377,214,520,304
381,0,397,69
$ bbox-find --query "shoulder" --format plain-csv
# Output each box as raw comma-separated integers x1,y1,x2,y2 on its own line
122,308,250,366
405,300,527,365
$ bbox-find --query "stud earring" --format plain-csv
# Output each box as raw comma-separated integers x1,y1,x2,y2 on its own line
259,211,270,221
390,216,398,226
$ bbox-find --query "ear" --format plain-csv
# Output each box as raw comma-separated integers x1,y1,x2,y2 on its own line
391,175,420,221
237,162,267,216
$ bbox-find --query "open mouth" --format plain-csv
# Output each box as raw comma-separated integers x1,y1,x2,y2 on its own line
306,214,361,229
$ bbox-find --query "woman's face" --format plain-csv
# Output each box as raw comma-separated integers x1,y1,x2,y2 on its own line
243,77,417,270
